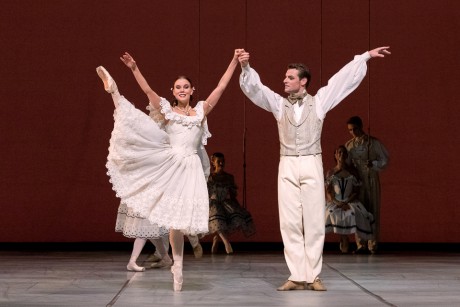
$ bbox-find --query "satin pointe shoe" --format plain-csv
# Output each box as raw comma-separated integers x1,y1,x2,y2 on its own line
151,257,173,269
193,243,203,258
276,280,306,291
96,66,118,94
126,262,145,272
171,264,183,292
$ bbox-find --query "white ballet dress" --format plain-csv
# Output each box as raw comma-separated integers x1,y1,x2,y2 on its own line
107,96,211,237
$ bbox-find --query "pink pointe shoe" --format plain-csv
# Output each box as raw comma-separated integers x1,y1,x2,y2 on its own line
96,66,118,94
171,264,183,292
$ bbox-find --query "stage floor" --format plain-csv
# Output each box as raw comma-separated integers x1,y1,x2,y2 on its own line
1,247,459,306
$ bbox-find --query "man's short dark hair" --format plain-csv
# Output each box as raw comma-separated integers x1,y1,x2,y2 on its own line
287,63,311,88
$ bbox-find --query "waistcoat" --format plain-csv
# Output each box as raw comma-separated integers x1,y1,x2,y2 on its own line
278,94,323,156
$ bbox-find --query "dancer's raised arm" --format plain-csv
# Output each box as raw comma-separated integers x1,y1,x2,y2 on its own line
203,49,244,115
120,52,162,108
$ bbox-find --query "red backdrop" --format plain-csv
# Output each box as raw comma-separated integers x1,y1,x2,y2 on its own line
1,0,459,243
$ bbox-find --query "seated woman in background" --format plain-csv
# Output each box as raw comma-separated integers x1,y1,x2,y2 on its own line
325,145,374,253
207,152,255,254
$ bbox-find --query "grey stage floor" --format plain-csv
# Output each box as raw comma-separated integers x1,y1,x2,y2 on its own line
1,246,459,307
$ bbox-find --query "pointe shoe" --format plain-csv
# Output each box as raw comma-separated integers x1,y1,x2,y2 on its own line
276,280,306,291
151,257,173,269
96,66,118,94
171,264,183,292
193,243,203,258
211,236,219,254
126,262,145,272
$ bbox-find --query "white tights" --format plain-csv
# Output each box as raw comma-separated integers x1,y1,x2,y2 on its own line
130,235,170,265
129,238,146,264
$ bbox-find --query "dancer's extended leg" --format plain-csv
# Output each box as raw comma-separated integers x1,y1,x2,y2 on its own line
96,66,120,107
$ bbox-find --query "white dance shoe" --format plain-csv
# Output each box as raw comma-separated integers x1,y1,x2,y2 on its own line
96,66,118,94
126,262,145,272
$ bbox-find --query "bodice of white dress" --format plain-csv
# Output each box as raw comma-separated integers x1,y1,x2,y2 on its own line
160,99,211,150
166,122,202,156
148,100,211,179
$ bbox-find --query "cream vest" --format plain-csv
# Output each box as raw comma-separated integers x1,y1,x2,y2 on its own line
278,94,323,156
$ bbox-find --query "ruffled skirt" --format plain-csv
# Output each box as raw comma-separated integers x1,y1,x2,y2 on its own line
107,97,209,236
208,199,255,237
115,202,168,238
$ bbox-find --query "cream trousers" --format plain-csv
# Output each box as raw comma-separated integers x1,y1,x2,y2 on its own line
278,155,325,283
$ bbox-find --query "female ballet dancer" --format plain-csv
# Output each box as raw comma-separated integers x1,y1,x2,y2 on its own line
97,49,243,291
